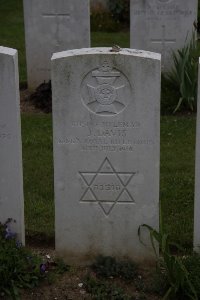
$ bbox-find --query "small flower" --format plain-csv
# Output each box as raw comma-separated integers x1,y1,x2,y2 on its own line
40,263,47,273
16,241,22,248
40,262,49,273
4,226,16,239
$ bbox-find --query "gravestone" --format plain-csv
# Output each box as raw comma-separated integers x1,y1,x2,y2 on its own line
194,58,200,252
0,47,24,243
23,0,90,89
52,48,161,264
130,0,197,71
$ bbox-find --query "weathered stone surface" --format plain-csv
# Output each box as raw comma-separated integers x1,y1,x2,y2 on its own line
52,48,161,264
130,0,198,71
23,0,90,89
0,46,24,243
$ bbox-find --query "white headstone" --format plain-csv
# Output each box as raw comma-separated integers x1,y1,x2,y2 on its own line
23,0,90,89
0,46,24,243
194,58,200,252
52,48,161,264
130,0,198,71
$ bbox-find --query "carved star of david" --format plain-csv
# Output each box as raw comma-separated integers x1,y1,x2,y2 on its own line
79,158,136,216
86,63,126,115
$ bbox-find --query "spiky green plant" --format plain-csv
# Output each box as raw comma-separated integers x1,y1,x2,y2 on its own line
165,33,198,113
138,207,198,300
138,224,197,299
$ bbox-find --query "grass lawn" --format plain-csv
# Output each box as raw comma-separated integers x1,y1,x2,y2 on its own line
0,0,26,83
21,114,54,239
0,0,198,249
160,115,196,248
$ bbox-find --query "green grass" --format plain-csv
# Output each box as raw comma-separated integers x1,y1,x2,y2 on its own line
21,114,54,238
91,31,129,48
160,115,196,248
0,0,26,83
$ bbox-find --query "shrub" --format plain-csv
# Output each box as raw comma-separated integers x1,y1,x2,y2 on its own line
108,0,130,25
90,3,121,32
91,1,129,32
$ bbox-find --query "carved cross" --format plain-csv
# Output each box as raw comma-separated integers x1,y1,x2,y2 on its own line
43,8,70,49
151,25,176,67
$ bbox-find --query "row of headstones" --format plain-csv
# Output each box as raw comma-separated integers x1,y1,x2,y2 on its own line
23,0,197,90
1,45,200,263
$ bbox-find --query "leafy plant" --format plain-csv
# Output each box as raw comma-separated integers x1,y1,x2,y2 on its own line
165,33,198,113
0,219,69,299
182,253,200,298
0,219,43,299
161,74,181,115
84,274,133,300
91,255,137,281
138,224,198,299
53,257,69,274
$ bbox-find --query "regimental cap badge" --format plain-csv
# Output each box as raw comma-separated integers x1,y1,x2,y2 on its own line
92,61,120,78
81,61,132,116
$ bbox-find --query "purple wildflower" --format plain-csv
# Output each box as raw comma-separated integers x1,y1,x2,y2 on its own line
40,264,47,273
4,225,16,239
40,261,49,273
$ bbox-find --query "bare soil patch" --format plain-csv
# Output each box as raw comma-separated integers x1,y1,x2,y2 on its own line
19,246,162,300
20,89,42,114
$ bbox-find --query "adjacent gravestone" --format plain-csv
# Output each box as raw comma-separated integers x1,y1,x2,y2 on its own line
23,0,90,89
194,58,200,252
52,48,161,264
0,46,24,243
130,0,197,71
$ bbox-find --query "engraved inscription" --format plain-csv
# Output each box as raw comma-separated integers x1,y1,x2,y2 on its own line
81,62,132,116
58,119,154,153
58,119,153,152
133,2,192,18
79,157,136,216
71,121,140,128
92,174,122,201
158,0,172,3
